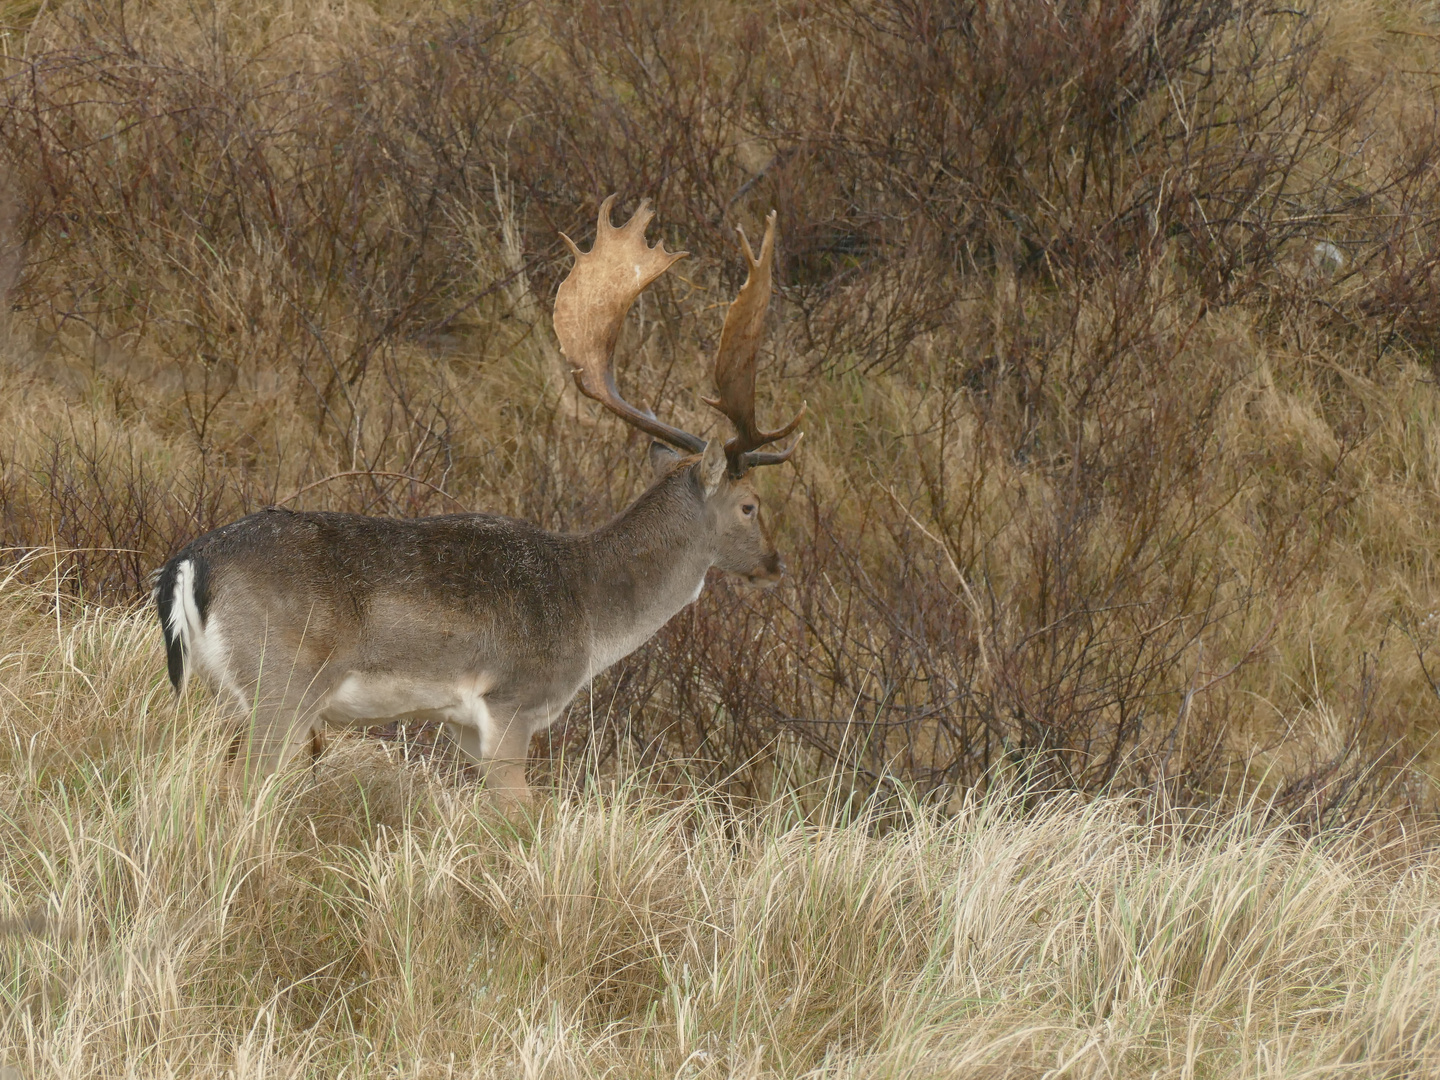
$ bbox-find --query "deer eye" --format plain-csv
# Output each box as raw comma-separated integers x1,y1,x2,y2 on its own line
742,503,757,517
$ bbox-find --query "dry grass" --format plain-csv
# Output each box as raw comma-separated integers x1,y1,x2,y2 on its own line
1,576,1439,1077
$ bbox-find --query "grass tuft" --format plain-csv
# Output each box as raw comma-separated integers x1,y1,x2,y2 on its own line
0,579,1438,1075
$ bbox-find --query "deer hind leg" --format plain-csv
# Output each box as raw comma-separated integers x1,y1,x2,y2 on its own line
228,664,331,788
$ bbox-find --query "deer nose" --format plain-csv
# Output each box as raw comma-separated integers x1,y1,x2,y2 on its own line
742,552,785,588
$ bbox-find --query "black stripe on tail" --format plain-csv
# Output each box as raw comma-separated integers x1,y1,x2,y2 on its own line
153,557,185,693
153,554,211,693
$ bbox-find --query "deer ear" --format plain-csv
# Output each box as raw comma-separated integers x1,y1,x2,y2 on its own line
649,441,680,478
698,439,727,497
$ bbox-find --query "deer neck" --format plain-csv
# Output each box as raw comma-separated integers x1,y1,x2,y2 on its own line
580,474,713,672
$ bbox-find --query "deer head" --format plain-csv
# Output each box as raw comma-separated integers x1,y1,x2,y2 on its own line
553,196,803,586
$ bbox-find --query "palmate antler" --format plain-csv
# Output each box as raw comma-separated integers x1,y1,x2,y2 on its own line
704,211,805,475
552,196,802,476
553,195,705,455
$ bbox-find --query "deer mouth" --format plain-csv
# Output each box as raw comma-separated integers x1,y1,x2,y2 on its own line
741,557,785,589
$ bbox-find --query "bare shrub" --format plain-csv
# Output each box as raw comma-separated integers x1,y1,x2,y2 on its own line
1,0,1439,815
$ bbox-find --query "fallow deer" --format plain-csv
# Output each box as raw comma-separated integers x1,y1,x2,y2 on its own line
152,197,802,802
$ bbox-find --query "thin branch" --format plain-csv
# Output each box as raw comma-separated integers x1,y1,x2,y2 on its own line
274,471,468,512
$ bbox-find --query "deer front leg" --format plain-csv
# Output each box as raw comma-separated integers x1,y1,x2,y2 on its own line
450,701,543,808
483,718,533,807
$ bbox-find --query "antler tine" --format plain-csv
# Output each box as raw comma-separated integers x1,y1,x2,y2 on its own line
703,210,805,475
554,195,707,455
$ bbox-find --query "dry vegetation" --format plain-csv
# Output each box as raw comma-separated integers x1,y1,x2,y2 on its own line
1,0,1440,809
4,577,1440,1077
5,0,1440,1071
3,0,1440,814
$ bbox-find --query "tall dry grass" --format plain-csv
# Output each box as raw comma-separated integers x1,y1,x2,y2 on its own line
2,0,1440,812
3,576,1440,1077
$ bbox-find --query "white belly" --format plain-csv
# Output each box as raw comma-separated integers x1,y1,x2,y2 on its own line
320,671,493,731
